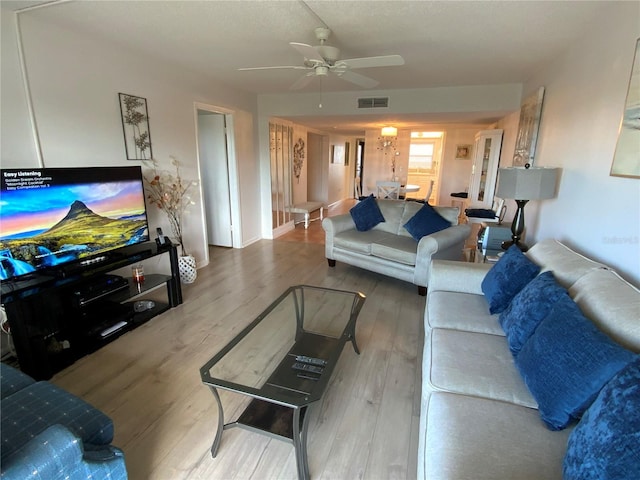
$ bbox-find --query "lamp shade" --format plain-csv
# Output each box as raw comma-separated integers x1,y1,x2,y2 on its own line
381,126,397,137
496,167,559,200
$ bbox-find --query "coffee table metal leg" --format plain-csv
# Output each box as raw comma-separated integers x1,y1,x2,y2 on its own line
293,407,311,480
208,386,224,458
300,406,311,479
349,328,360,355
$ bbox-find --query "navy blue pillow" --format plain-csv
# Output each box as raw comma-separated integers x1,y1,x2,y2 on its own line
499,271,569,355
563,357,640,479
515,295,636,431
349,194,385,231
403,204,452,241
481,245,541,314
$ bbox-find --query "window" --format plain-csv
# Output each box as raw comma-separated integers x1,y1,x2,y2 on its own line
408,141,436,174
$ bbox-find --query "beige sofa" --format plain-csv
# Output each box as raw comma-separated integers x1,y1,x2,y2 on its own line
322,199,471,295
419,239,640,479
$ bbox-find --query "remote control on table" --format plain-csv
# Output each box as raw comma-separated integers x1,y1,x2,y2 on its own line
295,355,327,367
292,362,324,375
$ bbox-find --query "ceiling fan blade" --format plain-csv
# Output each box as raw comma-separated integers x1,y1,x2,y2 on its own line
339,54,405,69
337,70,379,88
290,42,325,63
238,65,310,71
290,72,315,90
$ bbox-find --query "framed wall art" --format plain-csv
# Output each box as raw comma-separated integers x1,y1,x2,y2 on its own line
513,86,545,166
119,93,152,160
455,144,472,160
610,38,640,178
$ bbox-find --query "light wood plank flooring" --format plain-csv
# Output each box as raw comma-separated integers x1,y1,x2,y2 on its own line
52,201,424,479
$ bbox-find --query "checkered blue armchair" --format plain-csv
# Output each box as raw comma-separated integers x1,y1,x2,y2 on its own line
0,363,127,480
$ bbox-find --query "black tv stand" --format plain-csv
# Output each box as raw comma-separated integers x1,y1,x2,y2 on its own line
1,242,182,380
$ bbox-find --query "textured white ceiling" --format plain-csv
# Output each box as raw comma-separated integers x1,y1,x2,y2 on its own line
5,0,609,132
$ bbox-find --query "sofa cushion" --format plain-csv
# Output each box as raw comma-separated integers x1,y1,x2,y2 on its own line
370,235,418,265
499,271,570,355
375,199,407,234
526,239,606,288
422,392,570,480
481,245,541,314
425,329,536,408
333,229,392,255
515,295,637,430
563,357,640,480
0,364,35,400
0,381,114,463
403,203,451,241
349,194,384,231
570,268,640,353
427,291,503,336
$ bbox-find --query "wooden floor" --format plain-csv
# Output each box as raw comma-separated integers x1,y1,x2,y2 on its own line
52,199,424,480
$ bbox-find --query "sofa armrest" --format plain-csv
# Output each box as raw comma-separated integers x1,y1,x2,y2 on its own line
428,259,493,295
322,214,355,235
1,425,127,480
322,214,356,259
414,224,471,287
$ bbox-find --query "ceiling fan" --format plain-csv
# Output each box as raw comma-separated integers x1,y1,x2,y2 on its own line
238,27,405,90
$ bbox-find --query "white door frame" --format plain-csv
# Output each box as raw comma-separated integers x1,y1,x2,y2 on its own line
193,102,242,261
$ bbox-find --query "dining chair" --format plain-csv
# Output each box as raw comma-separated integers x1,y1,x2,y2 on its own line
376,181,401,199
424,179,435,203
354,176,367,201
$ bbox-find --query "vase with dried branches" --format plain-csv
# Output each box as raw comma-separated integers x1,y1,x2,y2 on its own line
143,157,196,257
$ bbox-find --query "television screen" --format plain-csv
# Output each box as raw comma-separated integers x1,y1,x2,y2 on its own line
0,166,150,281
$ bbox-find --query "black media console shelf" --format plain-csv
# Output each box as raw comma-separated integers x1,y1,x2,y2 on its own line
1,242,182,380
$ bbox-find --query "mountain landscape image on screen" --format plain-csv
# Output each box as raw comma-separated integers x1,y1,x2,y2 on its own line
0,199,148,280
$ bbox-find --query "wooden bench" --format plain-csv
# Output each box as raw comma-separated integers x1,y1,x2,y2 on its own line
287,201,325,229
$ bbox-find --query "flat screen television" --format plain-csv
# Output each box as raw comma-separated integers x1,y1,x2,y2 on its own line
0,166,150,282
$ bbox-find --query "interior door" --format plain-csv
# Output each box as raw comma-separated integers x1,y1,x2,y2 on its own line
198,111,233,247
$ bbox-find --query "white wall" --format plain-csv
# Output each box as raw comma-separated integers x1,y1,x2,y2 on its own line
1,7,261,267
522,2,640,285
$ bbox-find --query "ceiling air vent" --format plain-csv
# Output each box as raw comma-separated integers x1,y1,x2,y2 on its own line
358,97,389,109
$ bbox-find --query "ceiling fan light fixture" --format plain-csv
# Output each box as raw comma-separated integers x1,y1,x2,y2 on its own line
315,65,329,76
381,126,398,137
317,45,340,63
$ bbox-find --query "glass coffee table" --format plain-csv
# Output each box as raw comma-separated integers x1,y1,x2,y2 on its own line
200,285,366,480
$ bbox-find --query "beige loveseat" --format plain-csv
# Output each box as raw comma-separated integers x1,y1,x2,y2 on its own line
322,199,471,295
419,239,640,479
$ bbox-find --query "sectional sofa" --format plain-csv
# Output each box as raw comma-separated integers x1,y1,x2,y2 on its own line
322,198,471,295
419,239,639,479
0,363,127,479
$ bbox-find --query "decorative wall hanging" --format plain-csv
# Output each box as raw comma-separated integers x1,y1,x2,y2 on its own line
119,93,153,160
455,144,472,160
331,144,345,164
610,38,640,178
293,137,305,183
513,86,545,166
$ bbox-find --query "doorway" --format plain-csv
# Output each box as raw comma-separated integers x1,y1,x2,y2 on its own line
196,106,237,249
406,131,444,203
355,138,365,198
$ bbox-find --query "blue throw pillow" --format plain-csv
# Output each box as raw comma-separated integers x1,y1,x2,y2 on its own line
499,271,569,355
515,295,636,431
481,245,540,314
563,357,640,480
403,204,452,241
349,194,385,231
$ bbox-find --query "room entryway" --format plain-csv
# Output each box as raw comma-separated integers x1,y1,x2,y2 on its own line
196,106,238,250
